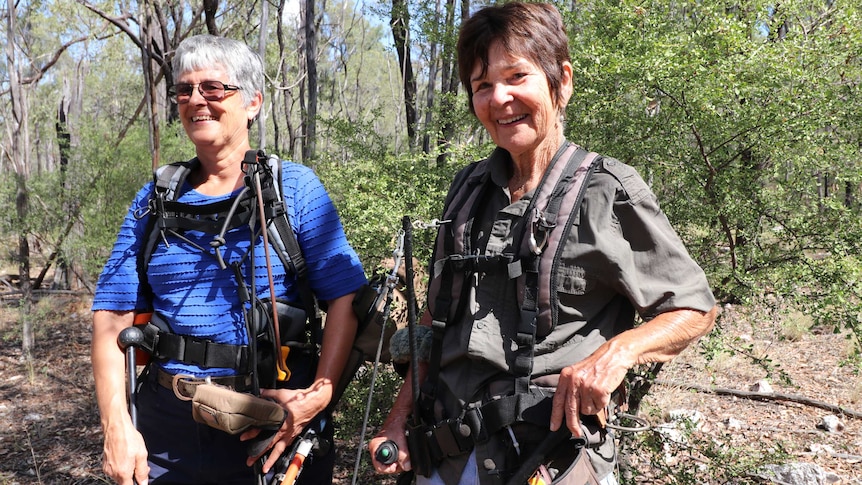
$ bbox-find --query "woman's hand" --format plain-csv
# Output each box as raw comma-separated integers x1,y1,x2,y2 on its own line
241,383,330,472
550,340,630,436
101,415,149,485
550,308,717,436
369,413,412,474
92,310,150,485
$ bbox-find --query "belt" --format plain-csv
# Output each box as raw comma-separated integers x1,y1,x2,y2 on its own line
156,367,254,399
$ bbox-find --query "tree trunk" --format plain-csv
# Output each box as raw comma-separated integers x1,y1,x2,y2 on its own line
140,0,161,171
257,0,268,150
51,99,72,290
302,0,319,162
6,0,34,358
204,0,220,35
276,0,298,158
435,0,464,165
16,173,33,356
421,0,442,155
391,0,417,147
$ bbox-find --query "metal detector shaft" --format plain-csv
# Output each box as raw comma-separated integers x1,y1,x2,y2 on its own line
401,217,421,422
117,326,145,428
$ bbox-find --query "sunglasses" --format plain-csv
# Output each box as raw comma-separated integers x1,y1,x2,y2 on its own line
168,81,242,104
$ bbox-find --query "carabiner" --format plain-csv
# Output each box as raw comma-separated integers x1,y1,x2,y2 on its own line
528,209,549,255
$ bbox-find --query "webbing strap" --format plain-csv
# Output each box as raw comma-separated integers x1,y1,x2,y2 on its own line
466,389,552,439
138,321,250,371
513,143,590,392
255,153,322,344
422,162,486,416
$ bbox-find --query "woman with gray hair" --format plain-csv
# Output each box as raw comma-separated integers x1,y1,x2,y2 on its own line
91,34,366,484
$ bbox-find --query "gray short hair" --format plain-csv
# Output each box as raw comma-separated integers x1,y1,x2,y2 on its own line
172,34,263,107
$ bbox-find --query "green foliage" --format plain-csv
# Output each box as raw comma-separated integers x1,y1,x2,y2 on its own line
316,150,466,268
562,0,862,349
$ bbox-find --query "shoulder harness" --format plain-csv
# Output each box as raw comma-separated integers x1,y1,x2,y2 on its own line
417,143,601,460
135,150,321,374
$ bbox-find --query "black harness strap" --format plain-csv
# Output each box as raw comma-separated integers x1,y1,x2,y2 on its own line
422,162,485,417
139,320,250,371
252,152,322,343
135,152,321,371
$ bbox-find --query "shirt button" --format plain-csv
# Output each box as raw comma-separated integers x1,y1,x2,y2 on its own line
483,458,496,471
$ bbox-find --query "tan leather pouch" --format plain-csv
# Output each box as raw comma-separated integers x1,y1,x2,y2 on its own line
191,384,285,435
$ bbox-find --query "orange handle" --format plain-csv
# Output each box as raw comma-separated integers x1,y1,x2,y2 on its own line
279,453,305,485
279,439,313,485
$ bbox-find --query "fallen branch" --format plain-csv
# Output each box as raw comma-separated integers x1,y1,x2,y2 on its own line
655,380,862,419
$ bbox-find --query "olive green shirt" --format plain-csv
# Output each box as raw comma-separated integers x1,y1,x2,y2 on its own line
425,145,715,483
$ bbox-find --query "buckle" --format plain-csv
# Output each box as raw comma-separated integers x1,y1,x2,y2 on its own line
172,374,204,401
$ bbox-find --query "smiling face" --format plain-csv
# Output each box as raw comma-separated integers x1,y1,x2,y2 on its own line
177,67,261,156
470,41,573,161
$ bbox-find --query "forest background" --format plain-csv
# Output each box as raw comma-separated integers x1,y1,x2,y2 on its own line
1,0,861,483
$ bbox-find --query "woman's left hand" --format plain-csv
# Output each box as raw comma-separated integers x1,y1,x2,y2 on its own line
550,340,630,436
241,384,330,472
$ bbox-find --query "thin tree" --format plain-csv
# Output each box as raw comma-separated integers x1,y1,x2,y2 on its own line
421,0,442,155
5,0,34,358
391,0,417,147
301,0,319,162
257,0,268,149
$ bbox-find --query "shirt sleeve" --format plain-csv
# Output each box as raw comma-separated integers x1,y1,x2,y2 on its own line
584,158,715,320
280,162,367,301
91,184,154,312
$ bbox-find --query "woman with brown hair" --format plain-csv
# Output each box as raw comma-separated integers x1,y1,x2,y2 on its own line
370,3,716,484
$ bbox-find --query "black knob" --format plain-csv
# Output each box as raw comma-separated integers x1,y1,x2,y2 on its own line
375,440,398,465
118,326,145,350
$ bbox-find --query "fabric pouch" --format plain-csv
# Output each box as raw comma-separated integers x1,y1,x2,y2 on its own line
191,384,286,435
540,446,601,485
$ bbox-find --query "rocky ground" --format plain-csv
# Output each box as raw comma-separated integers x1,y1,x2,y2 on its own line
0,294,860,484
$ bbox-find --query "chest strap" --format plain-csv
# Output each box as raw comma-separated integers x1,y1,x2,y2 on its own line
515,146,598,392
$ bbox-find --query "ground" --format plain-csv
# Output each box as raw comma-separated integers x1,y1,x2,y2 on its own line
0,294,860,484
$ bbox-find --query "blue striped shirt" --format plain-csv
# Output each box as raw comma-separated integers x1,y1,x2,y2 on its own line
92,161,366,376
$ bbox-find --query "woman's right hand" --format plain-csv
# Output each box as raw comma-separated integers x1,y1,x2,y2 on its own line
369,429,411,474
101,409,149,484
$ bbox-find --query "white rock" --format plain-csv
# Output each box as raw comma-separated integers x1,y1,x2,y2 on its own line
749,379,773,393
816,414,845,433
759,463,839,485
808,443,835,455
723,417,744,430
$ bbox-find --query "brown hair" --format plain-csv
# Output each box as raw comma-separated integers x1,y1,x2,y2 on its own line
457,2,570,115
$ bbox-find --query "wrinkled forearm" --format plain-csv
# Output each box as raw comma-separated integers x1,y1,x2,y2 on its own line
607,306,718,369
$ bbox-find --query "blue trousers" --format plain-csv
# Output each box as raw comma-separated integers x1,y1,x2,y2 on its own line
137,370,335,484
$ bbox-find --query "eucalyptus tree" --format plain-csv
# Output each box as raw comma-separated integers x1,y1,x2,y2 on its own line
389,0,417,147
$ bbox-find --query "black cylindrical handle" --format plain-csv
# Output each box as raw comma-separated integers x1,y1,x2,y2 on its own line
375,440,398,465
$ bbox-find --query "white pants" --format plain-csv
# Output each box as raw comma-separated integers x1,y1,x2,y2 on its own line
415,451,619,485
